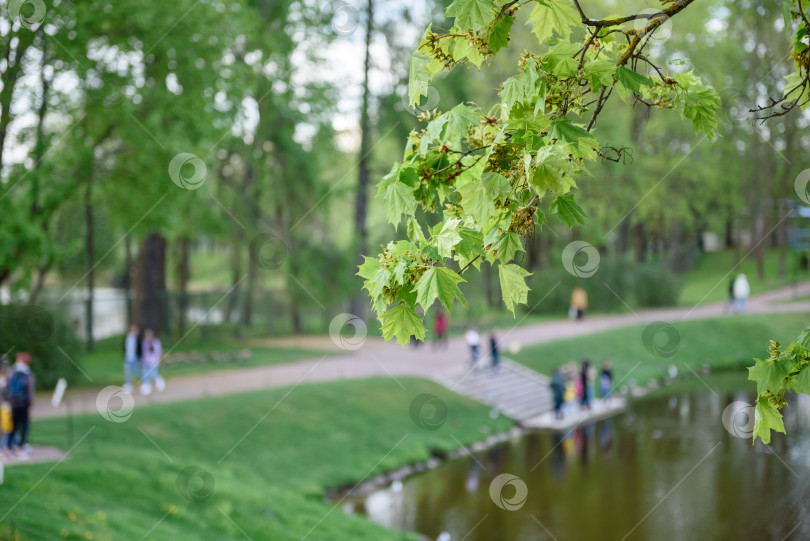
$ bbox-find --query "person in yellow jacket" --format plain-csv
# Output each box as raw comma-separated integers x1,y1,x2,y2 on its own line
0,356,13,455
570,286,588,321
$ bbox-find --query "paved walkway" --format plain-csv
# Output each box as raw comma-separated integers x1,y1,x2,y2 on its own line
32,281,810,421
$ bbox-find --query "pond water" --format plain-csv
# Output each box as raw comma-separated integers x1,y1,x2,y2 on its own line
343,375,810,540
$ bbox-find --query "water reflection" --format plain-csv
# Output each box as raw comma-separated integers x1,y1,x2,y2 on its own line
345,379,810,540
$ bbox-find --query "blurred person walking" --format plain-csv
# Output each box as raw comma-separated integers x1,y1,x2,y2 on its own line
725,277,735,313
551,366,566,419
433,312,449,349
600,362,613,401
6,352,35,460
465,328,480,368
580,359,593,411
489,330,500,374
122,324,143,393
733,273,750,313
570,286,588,321
140,329,166,396
0,356,12,455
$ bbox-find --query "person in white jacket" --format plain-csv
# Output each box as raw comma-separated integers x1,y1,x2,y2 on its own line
465,328,480,368
733,273,750,313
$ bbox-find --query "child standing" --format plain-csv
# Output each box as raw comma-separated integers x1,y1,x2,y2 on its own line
140,329,166,396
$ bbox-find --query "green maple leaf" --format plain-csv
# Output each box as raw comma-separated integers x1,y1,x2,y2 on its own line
408,50,438,108
531,145,576,193
481,171,511,202
615,65,653,93
381,304,427,345
797,329,810,350
499,263,531,315
444,104,480,146
548,118,590,144
748,357,791,395
414,267,467,310
434,219,463,258
583,60,616,92
484,228,523,262
753,395,786,445
393,258,408,286
357,256,380,281
370,268,392,298
458,180,493,227
454,229,486,269
550,193,587,227
384,182,417,226
501,76,525,111
788,366,810,394
682,85,721,139
527,0,579,45
486,14,514,54
407,217,427,244
445,0,498,30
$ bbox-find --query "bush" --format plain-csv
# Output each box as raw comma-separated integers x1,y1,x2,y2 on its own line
0,304,82,389
525,257,680,315
632,263,681,307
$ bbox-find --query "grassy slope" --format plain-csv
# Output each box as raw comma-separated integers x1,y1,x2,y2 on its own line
677,248,804,306
509,313,810,389
1,378,512,541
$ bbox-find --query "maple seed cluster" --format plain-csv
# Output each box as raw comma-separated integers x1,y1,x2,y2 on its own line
376,245,434,306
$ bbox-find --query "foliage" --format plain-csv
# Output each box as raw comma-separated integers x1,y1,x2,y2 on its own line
631,263,680,308
361,0,727,344
748,330,810,444
525,257,680,313
0,304,81,388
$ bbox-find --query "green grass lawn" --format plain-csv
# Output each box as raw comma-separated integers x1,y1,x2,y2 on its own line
509,312,810,390
1,378,512,540
79,332,332,388
677,248,808,306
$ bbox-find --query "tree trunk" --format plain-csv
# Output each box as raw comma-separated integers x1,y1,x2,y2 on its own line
350,0,375,318
125,235,134,323
484,262,498,307
241,162,259,330
778,115,796,280
135,233,168,336
224,230,242,325
633,223,647,263
724,215,734,249
241,250,257,329
176,236,191,336
84,164,95,352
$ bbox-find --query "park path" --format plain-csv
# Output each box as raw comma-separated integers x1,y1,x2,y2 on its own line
32,281,810,420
